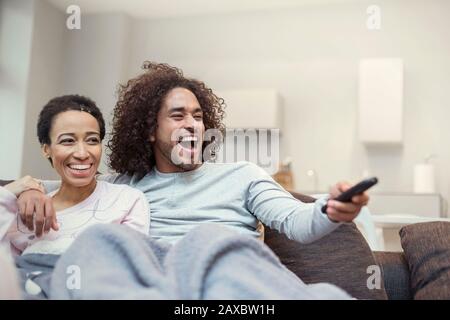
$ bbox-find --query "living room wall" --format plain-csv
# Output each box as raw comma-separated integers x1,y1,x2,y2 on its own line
0,0,35,179
20,0,67,181
126,0,450,207
4,0,449,213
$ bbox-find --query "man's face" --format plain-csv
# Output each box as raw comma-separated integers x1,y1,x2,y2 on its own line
151,87,205,173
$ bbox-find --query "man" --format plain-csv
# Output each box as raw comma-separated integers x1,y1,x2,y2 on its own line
19,61,368,239
12,62,368,299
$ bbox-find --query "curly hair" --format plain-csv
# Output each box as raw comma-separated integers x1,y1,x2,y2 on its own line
107,61,226,178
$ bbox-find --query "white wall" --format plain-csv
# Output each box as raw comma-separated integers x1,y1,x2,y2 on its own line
21,0,67,180
3,0,449,211
6,5,132,178
0,0,35,179
62,12,132,173
127,0,450,209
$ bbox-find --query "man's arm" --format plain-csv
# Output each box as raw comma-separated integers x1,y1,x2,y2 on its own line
247,176,339,244
96,173,133,185
245,164,368,244
40,172,120,193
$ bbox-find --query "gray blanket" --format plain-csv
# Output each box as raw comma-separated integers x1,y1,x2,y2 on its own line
18,224,352,299
15,253,59,299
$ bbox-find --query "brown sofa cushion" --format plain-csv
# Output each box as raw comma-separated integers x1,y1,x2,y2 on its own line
265,223,388,300
400,221,450,299
0,180,13,187
373,251,412,300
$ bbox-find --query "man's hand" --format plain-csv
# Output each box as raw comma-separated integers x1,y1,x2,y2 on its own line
17,190,58,237
325,182,369,223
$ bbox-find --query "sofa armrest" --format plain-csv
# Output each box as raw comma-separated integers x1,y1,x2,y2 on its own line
373,251,412,300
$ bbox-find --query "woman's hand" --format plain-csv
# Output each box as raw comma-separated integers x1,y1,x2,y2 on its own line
4,176,45,197
17,190,58,237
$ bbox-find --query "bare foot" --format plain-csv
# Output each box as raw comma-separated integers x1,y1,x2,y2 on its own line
0,245,21,299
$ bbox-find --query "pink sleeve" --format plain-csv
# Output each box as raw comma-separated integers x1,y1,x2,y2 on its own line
0,245,21,298
0,187,18,241
120,190,150,235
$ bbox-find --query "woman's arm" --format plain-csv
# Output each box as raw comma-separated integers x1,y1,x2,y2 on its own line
4,176,45,197
0,187,19,241
0,245,21,299
13,176,59,237
3,175,60,238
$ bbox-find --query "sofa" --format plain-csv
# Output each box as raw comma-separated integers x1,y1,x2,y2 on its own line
1,180,449,299
268,191,450,300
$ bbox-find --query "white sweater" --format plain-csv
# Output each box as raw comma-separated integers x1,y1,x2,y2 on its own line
99,162,340,244
0,180,149,256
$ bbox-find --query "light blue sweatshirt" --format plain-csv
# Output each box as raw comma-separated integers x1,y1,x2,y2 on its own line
45,161,340,244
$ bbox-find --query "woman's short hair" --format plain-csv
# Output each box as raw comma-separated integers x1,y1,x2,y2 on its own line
37,94,105,145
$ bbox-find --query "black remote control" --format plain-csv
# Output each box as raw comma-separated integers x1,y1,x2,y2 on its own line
321,177,378,214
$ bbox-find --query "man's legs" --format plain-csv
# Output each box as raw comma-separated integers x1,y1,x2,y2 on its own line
50,224,172,299
164,224,352,299
48,223,352,299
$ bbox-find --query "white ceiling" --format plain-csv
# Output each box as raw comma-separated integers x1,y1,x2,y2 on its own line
46,0,358,19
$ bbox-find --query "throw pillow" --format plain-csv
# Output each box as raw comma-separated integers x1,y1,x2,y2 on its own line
400,221,450,299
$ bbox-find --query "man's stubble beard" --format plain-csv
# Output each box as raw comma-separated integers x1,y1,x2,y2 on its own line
154,139,202,172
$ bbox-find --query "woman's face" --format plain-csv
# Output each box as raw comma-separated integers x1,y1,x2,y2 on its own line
42,110,102,188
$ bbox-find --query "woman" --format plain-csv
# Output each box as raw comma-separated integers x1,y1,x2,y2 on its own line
0,95,149,298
